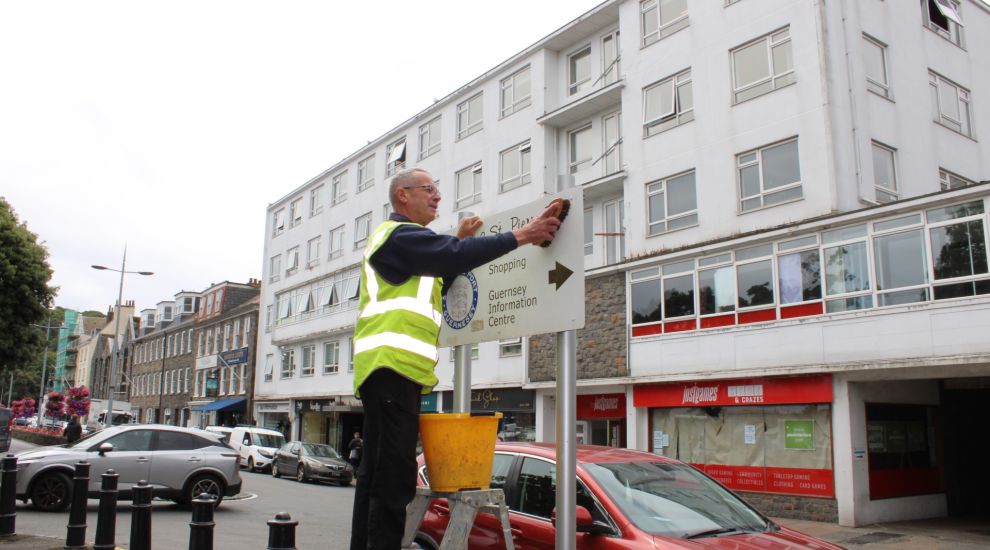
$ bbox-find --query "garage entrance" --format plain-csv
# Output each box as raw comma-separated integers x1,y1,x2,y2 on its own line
942,380,990,517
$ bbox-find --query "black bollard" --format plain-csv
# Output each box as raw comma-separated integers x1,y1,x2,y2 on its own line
188,493,216,550
64,460,91,549
0,454,17,537
93,469,119,550
129,480,153,550
267,512,298,550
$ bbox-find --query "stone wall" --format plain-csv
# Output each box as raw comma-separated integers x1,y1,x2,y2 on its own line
529,272,627,382
738,491,838,522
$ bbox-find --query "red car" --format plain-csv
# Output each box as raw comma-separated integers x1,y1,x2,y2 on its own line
413,442,843,550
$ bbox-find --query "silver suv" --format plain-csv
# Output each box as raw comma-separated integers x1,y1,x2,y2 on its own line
15,424,242,512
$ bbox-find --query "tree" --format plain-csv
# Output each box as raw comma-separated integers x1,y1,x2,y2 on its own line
0,197,57,371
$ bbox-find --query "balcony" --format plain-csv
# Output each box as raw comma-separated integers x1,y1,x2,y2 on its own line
538,79,623,129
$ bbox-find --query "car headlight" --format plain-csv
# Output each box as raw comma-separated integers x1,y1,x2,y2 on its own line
258,449,273,458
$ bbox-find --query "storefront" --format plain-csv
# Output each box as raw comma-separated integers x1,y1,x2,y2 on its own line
576,393,626,447
295,397,363,455
255,401,291,438
441,388,535,442
635,375,834,500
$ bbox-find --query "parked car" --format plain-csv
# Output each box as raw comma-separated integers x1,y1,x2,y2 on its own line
14,424,242,512
228,426,285,472
412,442,844,550
271,441,354,485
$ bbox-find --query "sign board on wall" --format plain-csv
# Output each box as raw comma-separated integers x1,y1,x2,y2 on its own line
784,419,815,450
633,374,833,408
439,187,584,346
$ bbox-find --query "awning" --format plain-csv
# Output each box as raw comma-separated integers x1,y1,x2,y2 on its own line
191,397,246,412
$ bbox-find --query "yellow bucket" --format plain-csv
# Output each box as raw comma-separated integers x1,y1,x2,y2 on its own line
420,412,502,492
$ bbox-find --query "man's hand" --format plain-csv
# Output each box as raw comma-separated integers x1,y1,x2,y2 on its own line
512,204,562,246
456,215,483,239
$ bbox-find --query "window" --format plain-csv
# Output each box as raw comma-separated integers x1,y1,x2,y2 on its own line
278,295,293,320
568,46,591,96
348,339,355,372
232,320,241,350
732,28,794,104
197,332,204,356
331,172,347,205
323,341,339,374
449,343,479,361
264,354,273,382
736,244,775,309
778,245,821,305
328,225,344,259
927,200,989,300
223,323,231,351
874,218,929,306
386,138,406,177
602,30,620,86
280,348,295,379
584,208,593,256
644,70,693,136
822,225,873,312
929,71,972,137
310,184,324,216
641,0,688,47
101,430,154,453
602,112,622,175
569,125,592,174
301,345,315,376
286,246,300,275
699,255,735,315
264,305,273,332
307,236,322,268
357,155,374,192
922,0,964,47
289,197,303,227
499,141,531,192
499,338,522,357
738,138,802,212
939,169,974,191
272,208,286,237
383,202,393,220
872,142,898,203
863,35,890,99
647,170,698,235
517,457,556,518
269,254,281,282
500,66,531,117
603,200,625,266
456,164,483,209
457,93,483,139
419,116,441,160
354,212,372,249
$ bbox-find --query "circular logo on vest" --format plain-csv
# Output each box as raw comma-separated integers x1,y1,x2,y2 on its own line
443,272,478,330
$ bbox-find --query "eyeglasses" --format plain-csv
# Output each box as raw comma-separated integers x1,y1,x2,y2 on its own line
404,185,441,197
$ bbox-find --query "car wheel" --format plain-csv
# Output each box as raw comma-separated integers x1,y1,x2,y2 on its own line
271,461,281,478
248,457,256,472
296,465,307,483
414,536,438,550
186,474,226,508
30,472,72,512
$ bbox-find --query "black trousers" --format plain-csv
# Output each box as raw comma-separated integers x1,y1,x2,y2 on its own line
350,368,422,550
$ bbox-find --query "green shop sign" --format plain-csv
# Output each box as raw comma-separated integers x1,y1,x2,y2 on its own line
784,419,815,450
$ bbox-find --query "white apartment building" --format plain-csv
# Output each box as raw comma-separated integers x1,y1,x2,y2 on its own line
257,0,990,525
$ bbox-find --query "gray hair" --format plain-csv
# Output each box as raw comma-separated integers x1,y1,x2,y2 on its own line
389,167,432,206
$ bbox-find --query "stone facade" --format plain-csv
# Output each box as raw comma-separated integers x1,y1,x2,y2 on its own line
528,272,627,382
129,317,197,424
738,492,838,523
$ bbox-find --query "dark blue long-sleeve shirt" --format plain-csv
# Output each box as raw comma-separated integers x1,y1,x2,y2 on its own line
370,213,518,292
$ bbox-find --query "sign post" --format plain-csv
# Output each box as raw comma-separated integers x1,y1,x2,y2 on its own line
439,188,585,546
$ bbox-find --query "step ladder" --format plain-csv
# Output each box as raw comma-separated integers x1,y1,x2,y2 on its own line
402,487,515,550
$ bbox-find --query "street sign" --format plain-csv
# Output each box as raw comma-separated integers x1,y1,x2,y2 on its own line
439,187,585,346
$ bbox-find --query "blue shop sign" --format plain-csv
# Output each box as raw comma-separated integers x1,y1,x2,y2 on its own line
421,392,439,412
218,347,249,366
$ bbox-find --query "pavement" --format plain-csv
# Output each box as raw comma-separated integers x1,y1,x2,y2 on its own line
3,519,989,550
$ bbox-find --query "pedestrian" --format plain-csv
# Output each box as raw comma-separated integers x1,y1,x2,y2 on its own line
347,431,363,470
63,415,82,444
349,167,561,550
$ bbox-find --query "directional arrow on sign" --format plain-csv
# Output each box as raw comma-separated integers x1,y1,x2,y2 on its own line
547,262,573,290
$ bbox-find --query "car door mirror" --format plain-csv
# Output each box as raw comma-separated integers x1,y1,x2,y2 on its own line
98,442,114,456
551,505,613,535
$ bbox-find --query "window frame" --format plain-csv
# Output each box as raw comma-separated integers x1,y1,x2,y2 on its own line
385,138,407,177
456,93,483,140
323,341,340,375
310,184,325,216
862,34,891,99
643,69,693,137
929,71,973,137
939,169,974,191
328,225,344,259
286,246,300,276
280,348,295,379
568,46,592,96
269,254,282,283
354,212,373,250
300,345,316,377
289,197,303,227
568,124,593,175
418,116,441,160
357,155,375,193
922,0,964,47
455,164,483,210
331,171,347,205
640,0,689,47
731,27,794,104
499,141,532,193
500,65,532,118
871,141,899,203
737,137,802,213
646,169,699,236
272,208,286,237
307,235,322,268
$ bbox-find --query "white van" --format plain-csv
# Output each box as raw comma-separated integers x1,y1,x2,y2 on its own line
228,426,285,471
204,426,234,444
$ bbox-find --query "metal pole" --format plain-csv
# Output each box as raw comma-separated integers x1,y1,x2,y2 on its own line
453,345,472,414
6,373,11,408
188,493,216,550
0,455,17,536
129,480,152,550
93,469,119,550
266,512,298,550
36,315,53,427
65,460,91,549
104,246,127,428
555,330,576,550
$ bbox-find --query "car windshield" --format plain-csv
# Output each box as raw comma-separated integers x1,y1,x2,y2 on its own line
303,443,340,459
256,433,284,448
584,461,768,538
65,429,108,448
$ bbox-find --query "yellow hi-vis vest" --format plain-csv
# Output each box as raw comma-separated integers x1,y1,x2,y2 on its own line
353,221,443,397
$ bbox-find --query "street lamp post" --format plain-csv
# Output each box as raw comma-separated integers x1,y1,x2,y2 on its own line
92,245,153,428
31,316,67,427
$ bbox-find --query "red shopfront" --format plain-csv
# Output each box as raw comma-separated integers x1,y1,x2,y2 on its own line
576,393,626,448
634,374,834,498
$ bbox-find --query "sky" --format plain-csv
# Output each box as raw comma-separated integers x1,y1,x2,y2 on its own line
0,0,604,315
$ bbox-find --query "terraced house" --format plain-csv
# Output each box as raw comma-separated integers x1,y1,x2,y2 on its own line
257,0,990,526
